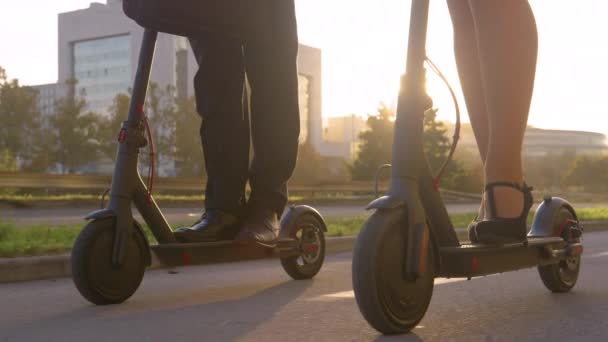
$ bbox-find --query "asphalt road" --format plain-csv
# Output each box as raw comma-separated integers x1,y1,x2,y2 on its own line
1,231,607,341
3,202,608,226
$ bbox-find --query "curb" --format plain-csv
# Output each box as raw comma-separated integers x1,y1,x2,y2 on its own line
1,221,606,284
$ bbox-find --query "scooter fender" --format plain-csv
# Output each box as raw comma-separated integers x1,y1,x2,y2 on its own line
528,197,578,238
279,205,328,239
84,208,152,266
366,195,440,279
366,195,407,210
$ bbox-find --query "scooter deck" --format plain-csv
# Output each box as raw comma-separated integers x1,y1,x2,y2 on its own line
150,238,299,267
438,237,571,278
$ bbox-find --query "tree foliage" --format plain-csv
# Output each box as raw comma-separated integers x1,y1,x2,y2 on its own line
0,149,17,172
350,104,394,181
291,142,330,184
0,66,41,165
99,93,130,161
144,83,176,168
172,96,206,177
562,155,608,192
349,104,475,191
47,81,104,173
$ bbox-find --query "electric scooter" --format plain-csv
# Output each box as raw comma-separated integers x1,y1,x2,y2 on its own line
351,0,583,334
71,29,327,305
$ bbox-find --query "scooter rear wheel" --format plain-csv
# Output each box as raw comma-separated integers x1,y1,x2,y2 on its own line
280,213,326,280
538,207,581,293
71,218,148,305
352,208,435,335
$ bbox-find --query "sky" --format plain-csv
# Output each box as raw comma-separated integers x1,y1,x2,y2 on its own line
1,0,607,135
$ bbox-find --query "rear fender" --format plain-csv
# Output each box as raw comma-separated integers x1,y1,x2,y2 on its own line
529,197,578,238
279,205,327,239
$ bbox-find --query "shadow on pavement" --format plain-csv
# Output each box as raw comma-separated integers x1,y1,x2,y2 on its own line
1,278,314,341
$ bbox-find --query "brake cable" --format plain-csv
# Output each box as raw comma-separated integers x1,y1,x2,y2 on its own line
141,110,155,203
424,56,461,191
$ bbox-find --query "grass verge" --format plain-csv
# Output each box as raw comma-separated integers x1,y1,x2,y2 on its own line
1,207,607,258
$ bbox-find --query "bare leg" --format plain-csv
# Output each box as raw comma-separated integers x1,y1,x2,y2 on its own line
447,0,489,164
468,0,538,218
447,0,490,219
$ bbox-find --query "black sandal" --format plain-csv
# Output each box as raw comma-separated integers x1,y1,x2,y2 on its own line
468,181,534,245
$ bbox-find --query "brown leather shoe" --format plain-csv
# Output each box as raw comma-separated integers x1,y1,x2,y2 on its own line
174,210,239,242
235,209,279,247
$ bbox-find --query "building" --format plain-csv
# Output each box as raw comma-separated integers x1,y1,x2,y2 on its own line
31,0,323,174
523,128,608,156
446,123,608,157
31,83,69,119
36,0,322,143
320,115,368,161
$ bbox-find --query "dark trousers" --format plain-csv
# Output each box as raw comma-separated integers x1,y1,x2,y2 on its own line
190,1,300,216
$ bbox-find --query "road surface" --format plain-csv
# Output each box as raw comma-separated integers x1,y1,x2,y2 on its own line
1,231,607,341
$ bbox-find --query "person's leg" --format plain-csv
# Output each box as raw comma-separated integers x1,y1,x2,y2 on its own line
176,35,250,242
234,0,300,245
244,0,300,217
468,0,538,219
447,0,489,164
447,0,490,219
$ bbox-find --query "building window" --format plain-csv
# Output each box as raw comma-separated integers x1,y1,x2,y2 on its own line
298,74,311,144
73,34,131,114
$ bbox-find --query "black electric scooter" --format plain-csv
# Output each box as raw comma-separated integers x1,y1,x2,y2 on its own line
70,29,327,305
351,0,583,334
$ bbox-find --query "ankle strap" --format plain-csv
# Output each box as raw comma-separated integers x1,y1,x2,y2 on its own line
484,181,533,192
485,181,533,218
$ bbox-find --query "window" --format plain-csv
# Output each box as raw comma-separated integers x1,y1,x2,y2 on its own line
73,34,131,114
298,74,311,144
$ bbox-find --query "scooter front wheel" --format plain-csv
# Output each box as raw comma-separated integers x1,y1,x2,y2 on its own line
352,208,435,335
71,218,148,305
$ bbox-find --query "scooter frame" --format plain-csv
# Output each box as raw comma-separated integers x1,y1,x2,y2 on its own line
352,0,583,334
72,29,327,305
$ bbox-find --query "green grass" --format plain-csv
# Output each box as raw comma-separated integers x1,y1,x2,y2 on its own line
575,207,608,221
1,207,608,258
0,194,360,202
0,221,81,258
0,194,206,202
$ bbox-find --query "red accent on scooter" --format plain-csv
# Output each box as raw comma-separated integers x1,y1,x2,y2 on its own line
118,129,127,143
556,219,578,238
471,256,479,273
419,225,429,274
431,178,440,192
303,245,320,252
181,251,191,265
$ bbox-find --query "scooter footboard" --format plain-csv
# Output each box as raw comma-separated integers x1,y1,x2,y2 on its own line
437,237,574,278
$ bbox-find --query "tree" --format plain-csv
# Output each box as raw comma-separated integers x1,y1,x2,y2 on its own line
47,81,104,173
523,150,576,191
172,96,206,177
140,83,177,175
349,104,473,190
291,142,330,184
422,108,467,190
99,93,130,161
562,155,608,193
350,104,394,181
0,149,17,172
0,66,42,166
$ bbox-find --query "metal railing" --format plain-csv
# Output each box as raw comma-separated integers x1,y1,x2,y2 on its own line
0,172,482,200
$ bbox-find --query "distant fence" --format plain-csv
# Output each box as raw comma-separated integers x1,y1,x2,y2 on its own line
0,172,482,200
